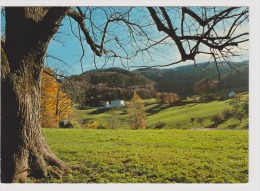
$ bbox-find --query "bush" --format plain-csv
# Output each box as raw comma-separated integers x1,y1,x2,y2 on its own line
197,117,205,126
199,93,217,102
158,92,180,104
97,124,107,129
231,101,248,123
211,114,224,124
59,120,81,129
190,117,195,124
175,122,181,129
222,109,233,120
233,109,246,123
155,122,166,129
216,94,226,101
85,120,100,129
233,93,243,102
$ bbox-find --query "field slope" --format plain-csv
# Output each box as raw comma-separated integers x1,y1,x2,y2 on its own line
72,96,249,130
42,129,248,183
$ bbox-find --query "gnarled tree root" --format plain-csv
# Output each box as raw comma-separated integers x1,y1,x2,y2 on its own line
11,143,69,183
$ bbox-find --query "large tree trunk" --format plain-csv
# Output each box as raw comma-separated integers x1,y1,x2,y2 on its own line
1,7,69,183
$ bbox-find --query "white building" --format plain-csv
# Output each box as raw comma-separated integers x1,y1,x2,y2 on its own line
105,100,125,108
228,91,236,98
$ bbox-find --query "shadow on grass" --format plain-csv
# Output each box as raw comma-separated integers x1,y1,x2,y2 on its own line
146,103,178,116
146,104,164,116
226,124,238,129
146,101,207,116
89,108,109,114
205,123,219,128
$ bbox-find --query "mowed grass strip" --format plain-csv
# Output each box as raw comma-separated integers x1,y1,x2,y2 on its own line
43,129,248,183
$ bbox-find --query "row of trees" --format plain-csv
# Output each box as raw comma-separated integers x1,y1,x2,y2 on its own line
82,86,157,107
78,86,179,107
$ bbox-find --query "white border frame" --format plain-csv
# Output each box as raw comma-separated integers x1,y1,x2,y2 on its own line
1,1,259,191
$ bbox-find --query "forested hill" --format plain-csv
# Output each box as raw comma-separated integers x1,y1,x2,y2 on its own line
77,67,154,87
67,67,157,106
66,61,248,105
134,60,249,96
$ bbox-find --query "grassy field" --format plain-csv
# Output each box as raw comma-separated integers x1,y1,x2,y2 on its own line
41,129,248,183
71,95,249,130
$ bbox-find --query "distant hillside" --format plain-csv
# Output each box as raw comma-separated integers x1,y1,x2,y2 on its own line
66,67,157,106
134,61,249,97
65,61,248,105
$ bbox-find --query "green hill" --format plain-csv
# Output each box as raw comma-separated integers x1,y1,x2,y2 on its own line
79,67,153,87
71,94,248,130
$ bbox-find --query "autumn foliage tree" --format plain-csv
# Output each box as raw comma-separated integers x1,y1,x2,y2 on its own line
41,67,72,128
158,92,180,104
128,91,147,130
211,113,224,125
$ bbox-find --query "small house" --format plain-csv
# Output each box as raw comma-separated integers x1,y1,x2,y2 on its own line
105,100,125,108
228,91,236,98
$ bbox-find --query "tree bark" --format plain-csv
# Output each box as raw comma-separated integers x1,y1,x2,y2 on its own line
1,7,69,183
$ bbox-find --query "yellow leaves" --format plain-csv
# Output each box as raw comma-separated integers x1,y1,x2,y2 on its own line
40,67,72,128
158,92,180,104
128,91,146,130
85,120,100,129
57,90,72,121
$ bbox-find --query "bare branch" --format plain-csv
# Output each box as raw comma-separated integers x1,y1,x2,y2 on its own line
182,7,238,27
67,8,103,57
148,7,188,61
45,54,71,67
130,60,183,68
78,24,85,73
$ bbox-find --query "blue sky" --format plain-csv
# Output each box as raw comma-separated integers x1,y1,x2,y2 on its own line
45,7,188,75
1,7,249,75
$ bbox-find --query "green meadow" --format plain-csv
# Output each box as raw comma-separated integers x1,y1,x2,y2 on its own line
71,95,249,130
42,129,248,183
39,94,249,183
